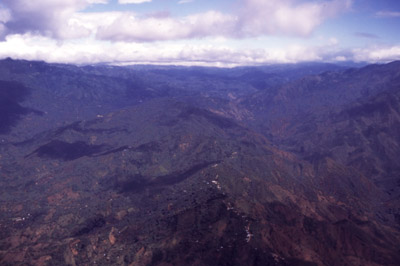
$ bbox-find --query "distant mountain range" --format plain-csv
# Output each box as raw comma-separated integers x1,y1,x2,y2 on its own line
0,58,399,265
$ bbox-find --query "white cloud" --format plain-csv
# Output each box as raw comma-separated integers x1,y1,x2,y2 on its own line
178,0,194,4
376,11,400,18
0,32,375,66
352,46,400,62
1,0,353,42
0,0,108,38
335,56,347,61
95,0,352,42
237,0,353,37
96,13,189,42
118,0,152,4
96,11,236,42
4,0,393,66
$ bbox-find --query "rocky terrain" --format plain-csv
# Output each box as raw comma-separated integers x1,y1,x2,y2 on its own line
0,59,399,265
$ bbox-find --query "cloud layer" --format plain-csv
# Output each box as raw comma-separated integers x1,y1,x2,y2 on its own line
0,0,399,66
0,0,353,42
1,32,398,67
0,0,107,39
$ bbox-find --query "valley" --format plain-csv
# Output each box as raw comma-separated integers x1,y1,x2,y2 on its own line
0,59,399,266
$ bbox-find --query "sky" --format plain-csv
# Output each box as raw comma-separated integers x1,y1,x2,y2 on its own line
0,0,399,66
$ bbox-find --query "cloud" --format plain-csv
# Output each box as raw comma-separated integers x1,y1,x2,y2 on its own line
1,0,380,66
0,0,107,39
0,7,11,23
118,0,152,4
178,0,194,4
354,32,379,39
96,0,352,42
0,0,353,42
376,11,400,18
0,32,376,66
237,0,353,37
0,7,11,38
352,46,400,63
96,11,236,42
145,11,171,19
0,33,291,65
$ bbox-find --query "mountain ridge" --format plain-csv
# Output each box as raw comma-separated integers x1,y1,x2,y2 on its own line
0,59,400,265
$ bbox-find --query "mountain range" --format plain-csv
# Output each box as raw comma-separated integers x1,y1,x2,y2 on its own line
0,58,399,266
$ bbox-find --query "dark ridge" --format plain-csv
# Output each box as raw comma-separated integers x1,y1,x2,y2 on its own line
118,161,220,193
134,141,162,152
346,101,392,117
51,121,82,136
95,142,163,158
14,122,126,147
179,106,239,129
30,140,104,161
73,216,106,237
52,121,127,136
95,145,130,156
0,80,31,134
153,161,220,186
117,174,149,193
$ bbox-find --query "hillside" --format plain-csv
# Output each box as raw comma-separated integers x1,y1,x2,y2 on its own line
0,59,399,265
240,61,400,229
